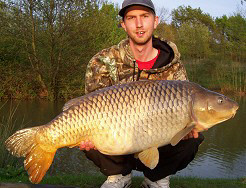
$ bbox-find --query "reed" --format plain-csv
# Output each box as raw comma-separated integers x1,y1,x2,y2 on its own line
185,59,246,95
0,102,25,171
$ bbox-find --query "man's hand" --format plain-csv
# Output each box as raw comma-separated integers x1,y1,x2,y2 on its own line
182,129,199,140
79,140,97,151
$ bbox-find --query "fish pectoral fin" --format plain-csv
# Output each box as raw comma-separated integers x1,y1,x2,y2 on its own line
138,147,159,169
171,124,195,146
170,124,195,146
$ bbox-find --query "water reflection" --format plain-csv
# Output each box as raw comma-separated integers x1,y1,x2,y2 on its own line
176,97,246,178
0,100,64,127
0,97,245,178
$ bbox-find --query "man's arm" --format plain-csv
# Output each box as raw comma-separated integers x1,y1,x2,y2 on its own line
81,51,115,150
85,51,115,94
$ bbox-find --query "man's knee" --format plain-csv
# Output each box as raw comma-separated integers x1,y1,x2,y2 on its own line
196,133,205,144
175,133,204,170
179,133,204,155
187,133,204,149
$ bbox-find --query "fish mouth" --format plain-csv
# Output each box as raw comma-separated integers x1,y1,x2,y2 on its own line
231,111,237,118
231,104,239,118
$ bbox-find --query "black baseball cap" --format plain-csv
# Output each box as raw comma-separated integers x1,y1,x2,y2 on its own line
119,0,156,17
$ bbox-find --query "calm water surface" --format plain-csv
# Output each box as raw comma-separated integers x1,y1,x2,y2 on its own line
0,96,245,179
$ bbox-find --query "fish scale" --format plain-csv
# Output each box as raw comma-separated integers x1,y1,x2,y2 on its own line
5,80,239,184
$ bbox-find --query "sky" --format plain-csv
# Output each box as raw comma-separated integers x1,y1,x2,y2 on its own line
110,0,245,19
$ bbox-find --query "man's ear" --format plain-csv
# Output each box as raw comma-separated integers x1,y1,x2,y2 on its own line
120,20,127,31
154,16,159,29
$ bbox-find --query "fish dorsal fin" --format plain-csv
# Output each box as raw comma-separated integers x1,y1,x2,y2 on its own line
170,124,195,146
138,147,159,169
63,97,84,111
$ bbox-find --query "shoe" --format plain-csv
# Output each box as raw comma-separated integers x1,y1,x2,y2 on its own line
100,174,132,188
140,176,170,188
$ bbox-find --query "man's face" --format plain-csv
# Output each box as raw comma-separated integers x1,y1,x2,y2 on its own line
121,6,159,45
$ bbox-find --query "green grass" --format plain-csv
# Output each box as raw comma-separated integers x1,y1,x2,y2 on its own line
0,102,26,169
1,173,246,188
184,59,246,95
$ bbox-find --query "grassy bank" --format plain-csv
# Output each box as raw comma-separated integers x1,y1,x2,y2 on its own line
0,58,245,99
185,59,246,96
1,173,246,188
0,103,25,170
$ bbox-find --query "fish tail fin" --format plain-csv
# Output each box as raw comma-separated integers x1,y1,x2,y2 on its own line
5,126,56,184
24,143,56,183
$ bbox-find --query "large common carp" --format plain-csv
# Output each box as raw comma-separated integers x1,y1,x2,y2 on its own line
5,80,239,183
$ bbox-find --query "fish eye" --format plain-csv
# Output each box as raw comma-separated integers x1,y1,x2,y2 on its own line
218,97,224,104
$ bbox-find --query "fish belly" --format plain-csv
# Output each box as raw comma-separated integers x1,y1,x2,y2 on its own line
88,100,191,155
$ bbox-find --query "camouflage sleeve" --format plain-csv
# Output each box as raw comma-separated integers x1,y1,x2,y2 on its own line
167,41,189,81
173,60,189,81
84,54,113,94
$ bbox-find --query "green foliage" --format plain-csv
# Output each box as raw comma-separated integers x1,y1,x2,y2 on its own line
0,165,26,179
177,22,211,59
185,59,246,94
0,62,38,99
172,6,245,94
0,0,126,100
172,6,215,31
155,22,177,42
225,14,246,61
0,103,26,169
0,2,245,99
215,14,246,62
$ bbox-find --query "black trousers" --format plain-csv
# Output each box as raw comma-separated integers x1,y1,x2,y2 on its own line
84,133,204,182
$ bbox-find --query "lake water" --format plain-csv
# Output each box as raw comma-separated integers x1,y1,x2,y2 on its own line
0,96,245,179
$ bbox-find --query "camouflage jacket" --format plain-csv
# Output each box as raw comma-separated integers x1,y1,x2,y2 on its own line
85,36,188,94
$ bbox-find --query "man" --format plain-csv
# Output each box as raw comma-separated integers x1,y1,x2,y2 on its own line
80,0,204,187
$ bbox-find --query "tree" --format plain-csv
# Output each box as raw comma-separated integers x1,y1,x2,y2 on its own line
226,14,246,62
156,7,171,23
2,0,99,99
215,14,246,62
172,6,215,32
214,15,230,59
0,0,125,99
155,22,177,42
177,22,211,60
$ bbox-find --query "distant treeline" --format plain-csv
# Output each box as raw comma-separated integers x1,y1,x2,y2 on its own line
0,0,245,100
